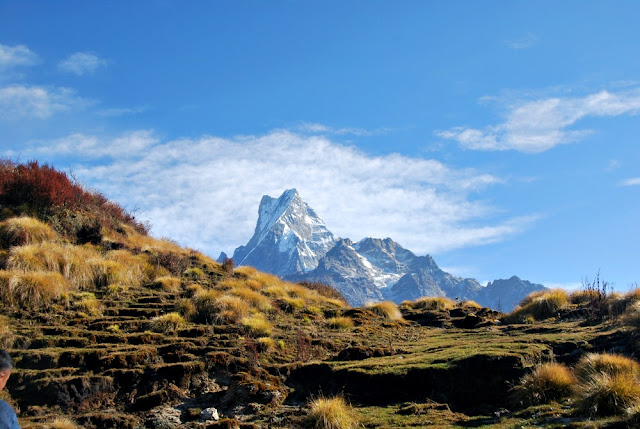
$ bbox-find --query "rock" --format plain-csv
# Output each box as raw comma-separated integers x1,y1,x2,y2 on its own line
201,407,219,421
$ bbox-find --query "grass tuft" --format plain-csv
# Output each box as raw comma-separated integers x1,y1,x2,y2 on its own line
504,289,569,323
327,316,354,330
308,396,359,429
241,313,273,336
512,362,575,405
574,353,639,382
367,301,403,321
410,296,455,311
0,216,59,246
148,312,187,333
1,270,68,307
46,417,81,429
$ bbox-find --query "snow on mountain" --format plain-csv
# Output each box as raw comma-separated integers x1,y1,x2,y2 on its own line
232,189,546,310
232,189,338,276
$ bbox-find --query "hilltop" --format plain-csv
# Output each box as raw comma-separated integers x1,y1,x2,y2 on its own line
0,160,639,428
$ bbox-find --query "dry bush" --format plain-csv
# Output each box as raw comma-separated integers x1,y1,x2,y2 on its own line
194,291,250,323
512,362,575,405
575,353,639,382
46,417,81,429
148,312,186,333
175,298,197,321
1,270,68,307
72,292,102,316
103,250,148,285
367,301,403,321
151,276,181,292
570,289,601,305
308,396,359,429
576,372,640,416
623,301,640,329
257,336,275,351
230,286,273,311
0,315,14,348
504,289,569,323
459,300,482,309
0,216,59,246
411,296,455,311
7,242,101,289
241,313,273,336
327,316,354,330
299,281,348,304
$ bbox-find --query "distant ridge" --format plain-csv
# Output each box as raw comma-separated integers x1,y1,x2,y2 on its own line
232,189,546,309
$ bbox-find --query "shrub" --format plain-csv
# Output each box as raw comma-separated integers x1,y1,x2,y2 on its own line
367,301,403,321
46,417,81,429
0,216,58,246
175,298,197,321
570,289,601,305
576,372,640,416
221,257,234,275
241,313,273,336
308,396,359,429
0,315,14,348
2,270,68,307
512,363,575,405
148,312,186,333
504,289,569,323
327,317,354,330
410,296,455,311
574,353,639,382
151,276,181,292
194,291,250,323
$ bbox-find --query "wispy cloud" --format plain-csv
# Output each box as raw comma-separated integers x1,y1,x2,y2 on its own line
58,52,107,76
97,105,149,117
0,43,39,69
13,129,533,257
619,177,640,187
437,88,640,153
505,33,539,50
296,122,389,137
0,84,91,120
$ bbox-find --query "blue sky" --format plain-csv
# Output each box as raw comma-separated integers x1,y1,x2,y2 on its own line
1,1,639,291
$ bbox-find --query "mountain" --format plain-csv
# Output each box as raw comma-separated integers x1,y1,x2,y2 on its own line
474,276,546,312
232,189,339,277
232,189,546,309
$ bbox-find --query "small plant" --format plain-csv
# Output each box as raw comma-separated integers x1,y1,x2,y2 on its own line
459,300,482,309
148,312,186,333
241,313,273,336
308,395,359,429
221,257,234,275
106,324,120,333
410,296,455,311
512,362,575,405
151,275,181,292
46,417,81,429
327,316,354,330
574,353,639,382
367,301,403,321
175,298,197,321
503,289,569,323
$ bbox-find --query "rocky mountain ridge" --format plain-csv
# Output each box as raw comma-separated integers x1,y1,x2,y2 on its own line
232,189,545,309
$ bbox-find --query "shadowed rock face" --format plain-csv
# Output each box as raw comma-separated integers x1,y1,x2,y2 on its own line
233,190,546,309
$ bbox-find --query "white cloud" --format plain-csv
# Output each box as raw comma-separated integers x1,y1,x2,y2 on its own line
296,122,389,137
58,52,107,75
0,43,39,69
437,89,640,153
15,129,533,257
97,105,149,117
0,84,90,119
620,177,640,187
505,33,539,50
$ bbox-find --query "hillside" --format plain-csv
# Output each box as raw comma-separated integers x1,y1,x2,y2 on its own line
1,161,640,428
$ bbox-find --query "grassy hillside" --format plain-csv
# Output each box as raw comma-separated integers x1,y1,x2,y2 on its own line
0,160,639,428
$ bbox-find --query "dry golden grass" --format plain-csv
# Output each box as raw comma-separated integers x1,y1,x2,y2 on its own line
46,417,81,429
103,249,148,286
504,289,569,323
308,396,359,429
257,336,275,350
72,292,102,316
576,372,640,416
0,216,59,246
152,275,181,292
459,300,482,309
148,312,187,333
0,315,14,348
512,362,575,405
194,291,250,323
575,353,639,382
240,313,273,336
175,298,197,321
230,286,273,311
410,296,455,311
367,301,403,321
105,283,128,298
570,289,601,305
327,316,354,330
1,270,68,307
623,301,640,328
